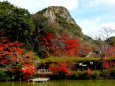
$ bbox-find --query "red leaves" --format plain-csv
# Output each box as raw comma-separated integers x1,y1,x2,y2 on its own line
22,74,30,79
3,51,10,55
58,67,69,73
106,46,115,57
103,61,110,69
20,63,37,79
0,39,37,79
46,32,55,40
10,56,18,62
19,63,37,79
42,32,55,43
49,63,70,75
0,41,25,55
0,41,24,65
87,68,93,75
63,39,79,56
41,32,79,57
42,37,47,41
21,64,36,75
0,59,9,64
49,64,57,73
78,43,92,57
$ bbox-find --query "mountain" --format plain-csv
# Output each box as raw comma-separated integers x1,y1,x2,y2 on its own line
32,6,84,39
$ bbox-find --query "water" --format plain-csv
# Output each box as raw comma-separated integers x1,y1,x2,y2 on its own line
0,80,114,86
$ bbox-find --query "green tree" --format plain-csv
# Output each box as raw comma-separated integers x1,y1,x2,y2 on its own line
106,36,115,46
32,14,57,56
0,1,35,49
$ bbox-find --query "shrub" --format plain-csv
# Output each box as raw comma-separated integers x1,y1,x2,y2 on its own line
74,70,115,79
110,69,115,79
49,63,71,78
74,70,92,79
93,71,101,79
74,70,102,79
100,69,111,79
0,69,11,81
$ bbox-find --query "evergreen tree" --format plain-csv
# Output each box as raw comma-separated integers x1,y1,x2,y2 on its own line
0,1,35,49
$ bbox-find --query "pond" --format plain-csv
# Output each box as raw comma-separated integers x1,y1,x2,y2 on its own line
0,80,114,86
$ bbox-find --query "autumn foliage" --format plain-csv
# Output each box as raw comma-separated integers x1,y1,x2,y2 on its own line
106,46,115,57
102,61,110,69
19,63,37,79
0,38,37,79
87,68,93,75
37,32,115,58
78,43,92,57
41,32,79,57
49,63,71,75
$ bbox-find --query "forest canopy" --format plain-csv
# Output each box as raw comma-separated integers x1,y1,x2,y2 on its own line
0,1,35,49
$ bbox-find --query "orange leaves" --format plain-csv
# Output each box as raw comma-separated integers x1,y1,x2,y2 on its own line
0,59,9,64
22,64,36,74
0,36,37,79
103,61,110,69
78,43,92,57
46,32,55,40
0,41,25,56
24,51,34,58
49,64,58,73
49,63,71,75
20,63,36,79
0,40,25,65
3,51,10,55
63,39,79,56
41,32,79,57
0,40,37,79
58,63,70,75
0,40,25,66
87,68,93,75
106,46,115,57
10,56,19,62
0,47,4,51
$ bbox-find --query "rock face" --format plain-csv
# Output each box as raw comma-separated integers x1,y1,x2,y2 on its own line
42,6,76,24
34,6,84,38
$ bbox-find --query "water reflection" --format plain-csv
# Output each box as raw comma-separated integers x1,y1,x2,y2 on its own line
0,80,114,86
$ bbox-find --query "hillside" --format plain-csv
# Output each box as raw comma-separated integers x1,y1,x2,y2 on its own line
0,1,115,81
32,6,84,39
1,1,114,58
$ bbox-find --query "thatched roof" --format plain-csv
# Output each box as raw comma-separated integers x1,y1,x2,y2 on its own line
86,51,100,57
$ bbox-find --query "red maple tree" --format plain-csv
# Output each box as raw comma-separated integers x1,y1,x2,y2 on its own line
41,32,79,57
0,38,37,79
49,62,71,75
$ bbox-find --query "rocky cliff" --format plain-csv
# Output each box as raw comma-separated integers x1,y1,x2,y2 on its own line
32,6,84,38
42,6,76,24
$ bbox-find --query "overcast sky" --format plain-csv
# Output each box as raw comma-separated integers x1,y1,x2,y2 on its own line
0,0,115,38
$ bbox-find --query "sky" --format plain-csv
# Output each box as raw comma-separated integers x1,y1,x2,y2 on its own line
0,0,115,38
